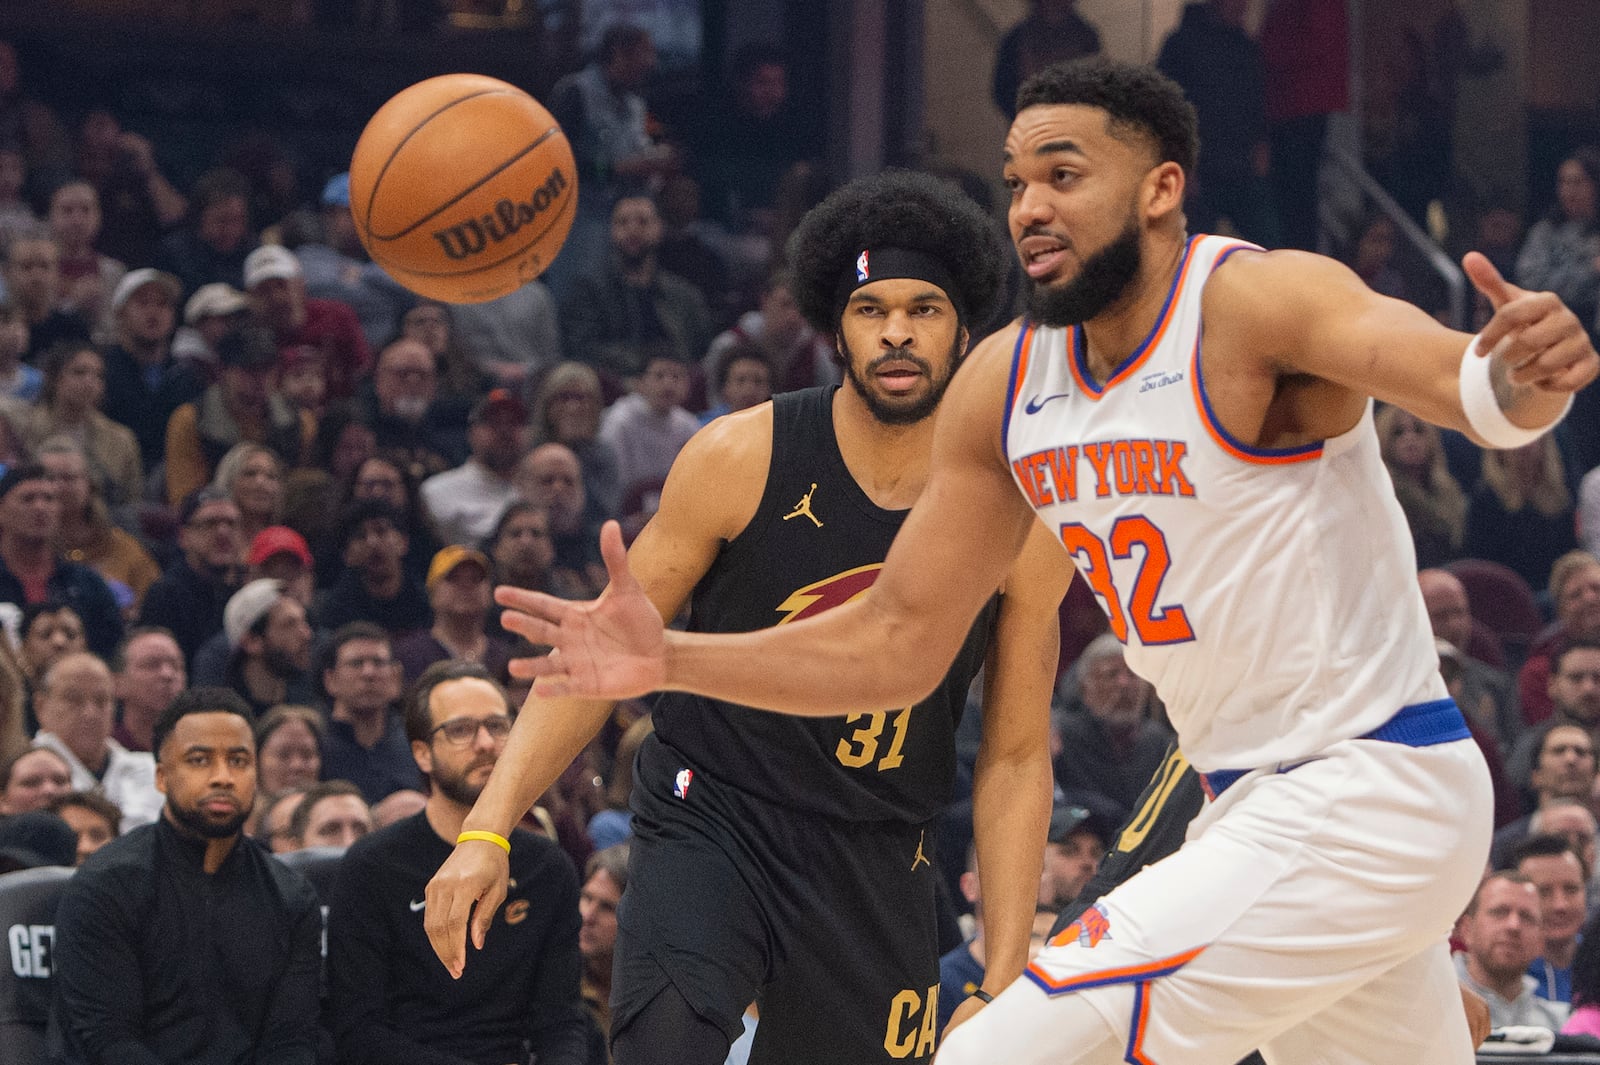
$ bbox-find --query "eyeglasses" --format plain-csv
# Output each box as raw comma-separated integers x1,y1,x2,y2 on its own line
430,714,514,747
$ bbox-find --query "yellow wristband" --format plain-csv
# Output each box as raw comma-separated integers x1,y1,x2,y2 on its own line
456,830,511,853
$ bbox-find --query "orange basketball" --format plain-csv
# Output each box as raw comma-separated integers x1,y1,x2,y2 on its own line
349,73,578,303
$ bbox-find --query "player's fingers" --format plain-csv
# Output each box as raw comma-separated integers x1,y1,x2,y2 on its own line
499,608,563,646
494,584,577,620
1529,345,1600,393
423,874,469,978
1512,332,1594,387
597,520,636,593
1477,293,1557,354
1463,250,1523,311
470,882,508,952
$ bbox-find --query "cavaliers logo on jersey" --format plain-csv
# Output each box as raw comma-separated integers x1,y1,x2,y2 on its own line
774,564,883,625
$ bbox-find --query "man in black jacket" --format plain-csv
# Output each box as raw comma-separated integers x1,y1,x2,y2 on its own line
328,661,588,1065
139,487,244,666
50,686,322,1065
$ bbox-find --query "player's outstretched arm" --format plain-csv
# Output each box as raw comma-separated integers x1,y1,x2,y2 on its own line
508,328,1041,716
425,408,769,979
1207,248,1597,445
949,518,1070,1036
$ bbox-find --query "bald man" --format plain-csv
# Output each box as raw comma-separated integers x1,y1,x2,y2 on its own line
32,651,163,827
1419,568,1520,751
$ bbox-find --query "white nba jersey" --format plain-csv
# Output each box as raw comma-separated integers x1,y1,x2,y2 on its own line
1003,235,1447,771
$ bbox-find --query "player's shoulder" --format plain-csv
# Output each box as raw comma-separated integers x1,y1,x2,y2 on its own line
1205,246,1366,316
677,399,774,480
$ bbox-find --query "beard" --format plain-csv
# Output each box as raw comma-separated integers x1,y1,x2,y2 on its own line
264,645,304,679
433,759,494,808
1024,218,1142,328
167,796,252,840
841,336,965,427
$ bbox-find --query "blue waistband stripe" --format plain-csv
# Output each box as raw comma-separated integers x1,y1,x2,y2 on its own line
1200,698,1470,800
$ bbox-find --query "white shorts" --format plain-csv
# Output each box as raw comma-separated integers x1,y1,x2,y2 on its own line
936,735,1492,1065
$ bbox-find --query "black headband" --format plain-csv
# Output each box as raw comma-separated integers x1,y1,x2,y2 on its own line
834,246,964,323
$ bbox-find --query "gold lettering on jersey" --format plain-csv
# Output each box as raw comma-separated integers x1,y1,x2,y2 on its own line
1010,440,1196,507
884,984,940,1058
783,482,823,527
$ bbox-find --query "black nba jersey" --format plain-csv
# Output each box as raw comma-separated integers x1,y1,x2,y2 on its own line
652,386,999,823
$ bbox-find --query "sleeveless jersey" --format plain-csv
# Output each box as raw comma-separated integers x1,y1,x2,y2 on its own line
1002,234,1446,772
653,386,999,822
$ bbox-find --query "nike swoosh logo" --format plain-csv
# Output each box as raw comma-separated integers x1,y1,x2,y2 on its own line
409,898,426,912
1024,393,1070,415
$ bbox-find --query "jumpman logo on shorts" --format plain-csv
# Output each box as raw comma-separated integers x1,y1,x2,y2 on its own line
783,483,823,528
911,830,931,871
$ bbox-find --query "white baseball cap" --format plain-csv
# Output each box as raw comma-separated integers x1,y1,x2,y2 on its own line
243,244,302,289
110,268,182,313
183,282,250,325
224,578,285,648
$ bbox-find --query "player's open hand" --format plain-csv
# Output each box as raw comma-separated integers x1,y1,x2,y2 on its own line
497,521,667,699
1466,251,1598,394
423,835,511,979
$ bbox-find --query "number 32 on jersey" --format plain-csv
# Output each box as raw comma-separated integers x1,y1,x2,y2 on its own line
1059,516,1195,645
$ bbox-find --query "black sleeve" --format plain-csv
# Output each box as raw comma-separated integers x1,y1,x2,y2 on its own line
522,849,590,1065
255,885,324,1065
77,569,126,660
327,847,476,1065
1051,745,1205,936
51,864,164,1065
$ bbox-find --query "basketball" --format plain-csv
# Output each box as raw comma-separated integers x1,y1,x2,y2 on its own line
348,73,577,304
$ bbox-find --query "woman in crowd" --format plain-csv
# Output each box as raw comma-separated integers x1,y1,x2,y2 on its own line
0,745,71,815
18,601,86,690
529,361,620,520
1518,147,1600,327
211,442,285,551
38,435,158,613
1464,435,1576,592
21,341,142,506
1375,403,1467,568
255,703,323,797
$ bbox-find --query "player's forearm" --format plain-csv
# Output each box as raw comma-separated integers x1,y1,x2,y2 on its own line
971,746,1052,989
661,596,957,718
461,694,613,836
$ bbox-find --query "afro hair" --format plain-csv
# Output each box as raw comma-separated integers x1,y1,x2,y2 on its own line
1016,58,1199,177
785,169,1007,336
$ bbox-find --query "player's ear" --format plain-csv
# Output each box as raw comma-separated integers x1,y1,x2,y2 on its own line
1143,161,1185,223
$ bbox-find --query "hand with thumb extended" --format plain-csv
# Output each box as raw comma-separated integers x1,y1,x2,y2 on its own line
1462,251,1596,393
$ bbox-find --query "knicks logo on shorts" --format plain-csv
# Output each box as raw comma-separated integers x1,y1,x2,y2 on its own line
1052,903,1112,949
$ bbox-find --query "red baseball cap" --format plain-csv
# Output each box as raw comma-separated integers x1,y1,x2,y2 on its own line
248,525,313,569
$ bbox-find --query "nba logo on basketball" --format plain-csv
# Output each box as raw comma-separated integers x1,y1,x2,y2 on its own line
674,768,694,799
856,250,869,282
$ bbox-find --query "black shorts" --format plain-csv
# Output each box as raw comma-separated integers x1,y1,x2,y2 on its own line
612,733,943,1065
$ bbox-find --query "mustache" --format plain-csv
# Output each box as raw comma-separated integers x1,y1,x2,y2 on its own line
1018,225,1070,247
867,346,932,375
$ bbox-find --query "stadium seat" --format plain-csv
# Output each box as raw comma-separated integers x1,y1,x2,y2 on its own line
1448,559,1546,669
0,866,73,1065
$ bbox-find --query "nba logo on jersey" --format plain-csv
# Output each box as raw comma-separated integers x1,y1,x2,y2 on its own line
856,249,869,282
673,768,694,800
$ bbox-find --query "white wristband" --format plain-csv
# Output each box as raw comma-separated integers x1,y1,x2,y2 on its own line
1459,334,1571,449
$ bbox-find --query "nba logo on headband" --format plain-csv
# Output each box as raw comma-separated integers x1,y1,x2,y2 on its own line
856,250,869,282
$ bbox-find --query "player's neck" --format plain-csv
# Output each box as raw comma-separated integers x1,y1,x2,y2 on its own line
831,386,933,511
1079,236,1188,385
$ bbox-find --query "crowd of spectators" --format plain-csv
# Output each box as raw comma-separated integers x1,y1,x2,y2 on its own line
1,1,1600,1058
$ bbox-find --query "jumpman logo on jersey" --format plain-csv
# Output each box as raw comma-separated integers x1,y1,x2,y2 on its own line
783,483,823,527
911,830,931,871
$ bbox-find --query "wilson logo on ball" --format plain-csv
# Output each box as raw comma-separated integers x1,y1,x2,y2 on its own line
432,167,569,261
